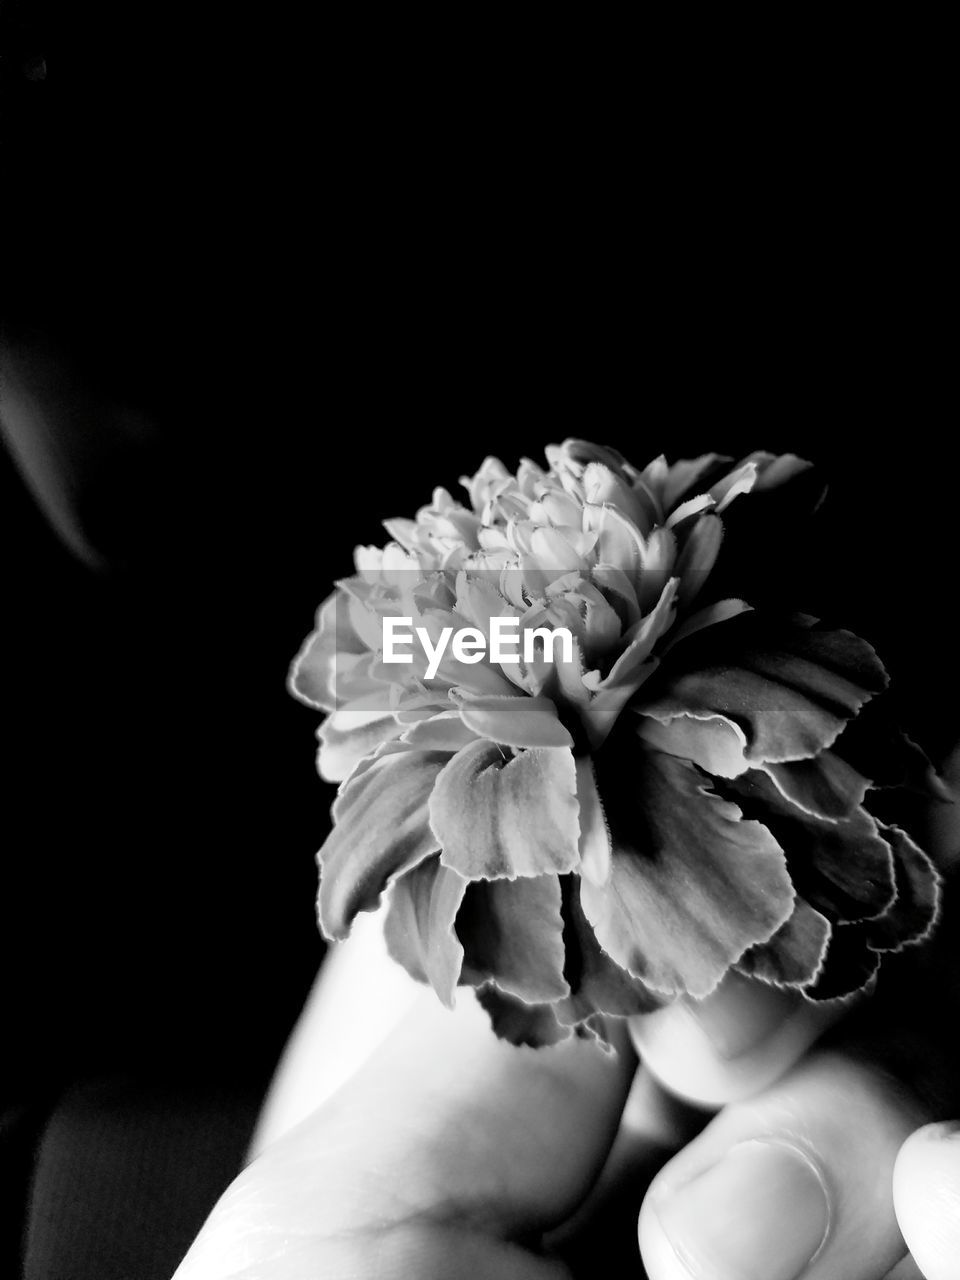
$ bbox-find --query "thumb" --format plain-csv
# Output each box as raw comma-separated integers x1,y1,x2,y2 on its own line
893,1121,960,1280
175,983,635,1278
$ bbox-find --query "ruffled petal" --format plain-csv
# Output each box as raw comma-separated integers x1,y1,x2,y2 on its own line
575,581,678,748
454,572,512,637
636,713,750,778
762,752,870,821
736,899,831,988
580,743,794,998
400,711,481,752
665,493,716,528
710,460,759,512
457,875,569,1003
475,984,571,1048
674,513,723,608
661,598,752,653
591,565,642,629
317,746,449,938
556,877,663,1024
581,503,647,573
803,925,881,1001
549,438,630,479
833,706,955,800
316,702,404,782
865,824,942,952
529,525,587,572
724,769,896,924
640,614,888,765
288,592,366,711
582,461,655,534
456,693,574,749
384,856,468,1008
749,451,814,492
650,452,732,511
635,527,678,613
460,456,511,512
431,741,580,879
585,579,678,694
342,584,389,650
575,757,611,886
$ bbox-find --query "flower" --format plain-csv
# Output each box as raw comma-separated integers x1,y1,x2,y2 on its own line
289,440,943,1047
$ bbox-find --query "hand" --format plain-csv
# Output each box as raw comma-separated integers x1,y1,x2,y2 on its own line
175,949,637,1279
176,755,960,1280
635,753,960,1280
172,911,956,1278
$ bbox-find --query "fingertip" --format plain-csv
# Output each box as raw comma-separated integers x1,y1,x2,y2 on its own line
638,1050,922,1280
629,974,839,1107
639,1139,830,1280
680,974,800,1062
638,1195,694,1280
893,1121,960,1280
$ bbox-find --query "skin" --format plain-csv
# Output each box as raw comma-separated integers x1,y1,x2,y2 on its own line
176,750,960,1280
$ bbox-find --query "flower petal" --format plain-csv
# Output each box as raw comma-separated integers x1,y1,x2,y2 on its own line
475,984,571,1048
457,875,569,1003
724,769,896,924
636,713,750,779
530,525,586,572
460,456,511,511
317,747,449,939
289,592,366,711
763,752,870,821
343,586,389,650
400,711,481,752
454,572,512,636
634,528,678,614
833,706,955,800
710,460,759,511
674,512,723,608
803,925,881,1001
556,877,662,1024
665,493,716,528
749,451,814,492
865,824,942,952
549,439,630,479
641,615,888,765
582,503,647,573
647,450,737,509
591,564,642,629
582,461,655,533
661,598,752,653
383,856,468,1008
575,757,611,886
316,703,405,782
583,578,678,695
580,743,794,999
432,741,580,880
736,900,831,988
456,694,574,749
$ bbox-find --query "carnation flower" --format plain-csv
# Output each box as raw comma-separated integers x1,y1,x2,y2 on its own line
289,440,943,1047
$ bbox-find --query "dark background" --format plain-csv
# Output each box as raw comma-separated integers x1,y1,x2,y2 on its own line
1,7,955,1276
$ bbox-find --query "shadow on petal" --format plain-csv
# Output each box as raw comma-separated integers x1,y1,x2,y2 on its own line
581,736,794,999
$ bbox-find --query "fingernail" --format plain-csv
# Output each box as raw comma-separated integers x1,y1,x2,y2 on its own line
653,1140,831,1280
685,972,798,1060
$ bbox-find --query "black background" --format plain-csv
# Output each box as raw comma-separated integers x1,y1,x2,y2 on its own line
1,6,956,1276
